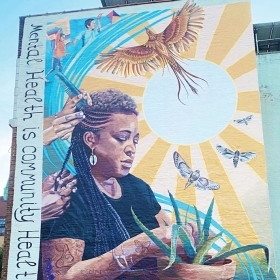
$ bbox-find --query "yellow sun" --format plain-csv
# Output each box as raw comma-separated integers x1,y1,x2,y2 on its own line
80,2,268,245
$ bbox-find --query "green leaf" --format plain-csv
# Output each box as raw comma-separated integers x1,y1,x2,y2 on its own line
214,241,232,258
194,205,204,247
193,232,223,265
204,244,270,270
164,224,180,270
131,207,182,262
178,226,196,264
184,206,189,226
203,198,214,242
168,191,182,225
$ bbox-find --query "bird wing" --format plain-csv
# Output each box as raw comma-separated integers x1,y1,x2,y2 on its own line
246,115,253,122
216,145,235,159
173,151,192,178
195,177,220,191
157,0,204,56
239,152,257,162
95,44,166,77
233,118,245,124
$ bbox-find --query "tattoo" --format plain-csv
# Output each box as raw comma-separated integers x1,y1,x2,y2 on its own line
108,259,115,270
130,256,135,266
107,252,134,279
134,240,151,254
80,267,116,280
56,243,75,268
41,238,84,279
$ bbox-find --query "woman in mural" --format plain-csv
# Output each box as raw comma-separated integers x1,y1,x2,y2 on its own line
40,89,197,280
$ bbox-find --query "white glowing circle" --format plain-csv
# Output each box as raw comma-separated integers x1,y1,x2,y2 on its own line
142,59,237,145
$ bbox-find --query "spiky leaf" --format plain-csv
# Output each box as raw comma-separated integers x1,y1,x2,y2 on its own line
131,208,182,262
194,205,204,247
204,244,269,270
164,224,180,270
184,206,189,226
168,191,182,225
193,232,223,264
203,198,214,242
178,226,196,264
214,241,232,258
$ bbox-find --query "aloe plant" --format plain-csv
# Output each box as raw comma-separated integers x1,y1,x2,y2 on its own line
131,191,269,271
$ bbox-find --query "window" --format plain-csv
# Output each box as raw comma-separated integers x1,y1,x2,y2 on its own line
0,218,6,235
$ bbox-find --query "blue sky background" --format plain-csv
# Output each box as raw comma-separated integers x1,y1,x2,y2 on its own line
0,0,279,193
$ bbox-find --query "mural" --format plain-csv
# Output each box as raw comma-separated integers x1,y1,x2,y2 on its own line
7,0,276,279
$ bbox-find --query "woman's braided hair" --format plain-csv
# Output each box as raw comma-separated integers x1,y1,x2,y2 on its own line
59,89,138,257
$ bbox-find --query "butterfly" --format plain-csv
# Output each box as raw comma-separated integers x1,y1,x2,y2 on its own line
134,240,151,254
173,151,220,190
216,145,257,167
233,115,253,125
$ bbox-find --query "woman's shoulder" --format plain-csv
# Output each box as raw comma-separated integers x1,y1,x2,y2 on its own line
125,173,149,185
119,173,152,193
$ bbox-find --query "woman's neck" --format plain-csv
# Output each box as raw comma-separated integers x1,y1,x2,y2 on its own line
91,168,111,182
93,176,122,199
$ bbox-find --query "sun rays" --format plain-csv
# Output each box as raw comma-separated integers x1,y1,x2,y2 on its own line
79,1,269,245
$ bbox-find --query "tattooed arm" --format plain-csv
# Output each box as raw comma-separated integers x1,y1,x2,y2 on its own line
41,226,171,280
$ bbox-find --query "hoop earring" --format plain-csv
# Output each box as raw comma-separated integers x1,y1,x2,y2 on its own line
89,148,97,166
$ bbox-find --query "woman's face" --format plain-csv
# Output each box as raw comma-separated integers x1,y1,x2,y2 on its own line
89,113,139,179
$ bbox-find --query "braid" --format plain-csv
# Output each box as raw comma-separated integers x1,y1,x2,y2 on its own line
54,143,73,191
57,89,137,256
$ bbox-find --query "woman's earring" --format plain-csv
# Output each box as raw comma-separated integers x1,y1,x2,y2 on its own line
89,148,97,166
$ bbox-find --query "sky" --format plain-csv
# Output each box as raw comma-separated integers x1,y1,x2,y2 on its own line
0,0,279,194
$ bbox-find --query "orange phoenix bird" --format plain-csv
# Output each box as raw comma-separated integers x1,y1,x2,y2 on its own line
96,0,205,103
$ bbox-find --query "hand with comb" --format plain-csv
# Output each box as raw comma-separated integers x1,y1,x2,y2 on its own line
58,88,92,117
55,72,91,111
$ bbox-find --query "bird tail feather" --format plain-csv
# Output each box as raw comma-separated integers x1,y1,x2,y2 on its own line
169,55,207,104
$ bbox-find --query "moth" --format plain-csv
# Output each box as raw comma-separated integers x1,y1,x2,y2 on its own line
233,115,253,125
216,145,257,167
173,151,220,190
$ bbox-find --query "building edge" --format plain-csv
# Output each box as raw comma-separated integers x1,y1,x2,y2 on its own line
1,15,25,280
